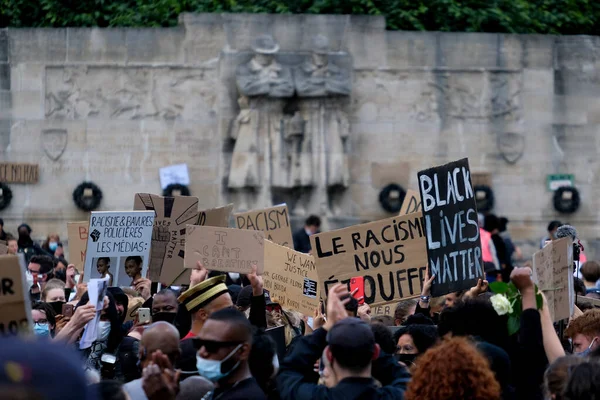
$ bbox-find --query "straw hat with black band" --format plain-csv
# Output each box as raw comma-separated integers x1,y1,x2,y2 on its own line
178,275,230,314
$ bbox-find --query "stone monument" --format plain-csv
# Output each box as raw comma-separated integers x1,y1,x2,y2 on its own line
229,34,352,215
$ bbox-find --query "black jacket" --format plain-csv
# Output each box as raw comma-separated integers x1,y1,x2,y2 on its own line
277,328,410,400
292,229,312,254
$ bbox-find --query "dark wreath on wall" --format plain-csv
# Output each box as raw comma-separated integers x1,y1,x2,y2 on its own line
0,183,13,211
474,185,495,213
162,184,191,197
378,184,406,213
72,182,103,212
553,186,580,214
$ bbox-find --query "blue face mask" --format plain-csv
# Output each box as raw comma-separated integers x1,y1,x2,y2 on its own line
196,344,242,382
576,338,597,357
49,242,58,251
34,323,50,337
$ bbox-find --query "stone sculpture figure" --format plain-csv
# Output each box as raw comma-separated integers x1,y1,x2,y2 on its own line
294,35,351,97
236,34,294,98
231,35,294,210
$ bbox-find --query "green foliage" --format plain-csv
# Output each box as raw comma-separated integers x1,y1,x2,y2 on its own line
1,0,600,34
490,281,543,336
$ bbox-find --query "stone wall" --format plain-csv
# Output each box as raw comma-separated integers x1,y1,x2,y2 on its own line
1,14,600,259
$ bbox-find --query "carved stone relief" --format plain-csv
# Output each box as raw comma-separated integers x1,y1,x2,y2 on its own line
41,129,67,161
228,34,352,216
45,66,217,120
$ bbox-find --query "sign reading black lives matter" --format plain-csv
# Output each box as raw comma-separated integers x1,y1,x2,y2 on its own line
83,211,155,286
418,158,483,297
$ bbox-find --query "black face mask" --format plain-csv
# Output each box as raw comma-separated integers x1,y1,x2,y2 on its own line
395,353,417,366
151,312,177,325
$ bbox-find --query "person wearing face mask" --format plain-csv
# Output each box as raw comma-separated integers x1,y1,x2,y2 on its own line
292,215,321,254
151,289,180,325
42,233,61,257
32,302,56,338
277,284,410,400
123,321,181,400
194,307,266,400
17,223,51,265
75,291,124,377
27,255,56,302
176,263,267,380
565,309,600,356
393,324,439,367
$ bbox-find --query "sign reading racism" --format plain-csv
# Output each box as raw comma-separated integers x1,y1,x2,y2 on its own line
134,193,200,282
235,204,294,249
310,212,427,309
399,189,422,216
0,163,39,183
263,240,319,316
83,211,155,286
0,255,32,337
533,237,574,322
418,158,483,297
68,221,89,274
185,226,265,274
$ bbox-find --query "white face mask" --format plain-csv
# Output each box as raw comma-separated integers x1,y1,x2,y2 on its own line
96,321,111,342
26,271,34,288
228,272,240,281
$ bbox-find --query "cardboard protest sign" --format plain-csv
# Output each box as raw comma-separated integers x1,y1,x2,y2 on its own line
399,189,422,216
418,158,483,297
0,255,32,337
165,203,234,286
310,212,427,309
134,193,200,282
185,225,264,274
263,240,319,316
68,221,89,274
124,297,145,323
83,211,155,286
533,237,574,322
235,204,293,248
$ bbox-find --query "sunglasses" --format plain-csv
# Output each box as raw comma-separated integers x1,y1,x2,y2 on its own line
192,338,243,353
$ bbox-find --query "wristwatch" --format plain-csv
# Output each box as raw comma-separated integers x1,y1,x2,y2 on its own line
420,295,430,303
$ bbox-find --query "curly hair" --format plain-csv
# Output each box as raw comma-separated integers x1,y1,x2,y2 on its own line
405,337,501,400
565,309,600,339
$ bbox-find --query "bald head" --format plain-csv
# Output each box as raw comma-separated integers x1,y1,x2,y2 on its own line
140,321,181,367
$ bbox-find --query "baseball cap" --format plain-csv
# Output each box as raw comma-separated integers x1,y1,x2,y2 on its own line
326,318,375,351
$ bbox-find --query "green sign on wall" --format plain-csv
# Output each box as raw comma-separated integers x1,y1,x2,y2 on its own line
547,174,574,191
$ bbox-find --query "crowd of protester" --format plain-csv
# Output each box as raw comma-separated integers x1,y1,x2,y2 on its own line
1,214,600,400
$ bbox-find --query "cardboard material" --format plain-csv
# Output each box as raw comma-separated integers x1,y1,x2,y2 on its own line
310,212,428,309
533,237,574,322
68,221,89,274
124,297,145,323
134,193,200,282
185,225,265,274
399,189,422,216
83,211,155,286
235,204,294,248
166,203,234,286
576,296,600,308
263,240,319,316
418,158,484,297
0,162,39,183
0,255,33,336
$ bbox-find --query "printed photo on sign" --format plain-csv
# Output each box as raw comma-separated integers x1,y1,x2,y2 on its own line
310,212,428,310
263,240,319,316
88,257,117,286
234,204,294,249
185,225,265,274
418,158,483,297
83,211,155,287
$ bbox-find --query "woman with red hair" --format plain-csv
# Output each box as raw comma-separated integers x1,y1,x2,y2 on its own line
405,336,501,400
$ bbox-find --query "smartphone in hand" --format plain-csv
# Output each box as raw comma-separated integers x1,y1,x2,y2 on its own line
138,308,151,324
350,276,365,305
62,303,74,318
